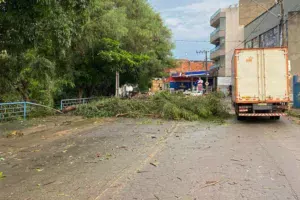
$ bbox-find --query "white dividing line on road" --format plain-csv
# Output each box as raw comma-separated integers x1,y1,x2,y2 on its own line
94,123,180,200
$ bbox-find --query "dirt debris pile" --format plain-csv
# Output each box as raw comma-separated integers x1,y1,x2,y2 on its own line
74,92,229,121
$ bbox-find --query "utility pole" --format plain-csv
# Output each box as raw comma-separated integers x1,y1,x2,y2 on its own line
186,53,193,91
280,0,285,46
115,71,119,97
196,50,209,93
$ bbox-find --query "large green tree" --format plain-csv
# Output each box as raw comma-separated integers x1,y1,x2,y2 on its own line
0,0,174,104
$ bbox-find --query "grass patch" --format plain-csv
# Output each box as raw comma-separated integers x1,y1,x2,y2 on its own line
74,92,230,121
287,110,300,118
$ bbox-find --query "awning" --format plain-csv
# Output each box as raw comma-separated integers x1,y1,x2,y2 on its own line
171,71,209,77
185,71,208,76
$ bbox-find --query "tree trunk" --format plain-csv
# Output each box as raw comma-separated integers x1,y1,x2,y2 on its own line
17,81,30,102
78,88,84,99
87,86,94,97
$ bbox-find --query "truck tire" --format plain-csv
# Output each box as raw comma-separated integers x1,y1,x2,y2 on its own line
270,116,280,120
237,116,244,121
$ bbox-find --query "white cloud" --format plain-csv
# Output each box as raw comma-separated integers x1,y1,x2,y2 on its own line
165,18,182,27
160,0,238,41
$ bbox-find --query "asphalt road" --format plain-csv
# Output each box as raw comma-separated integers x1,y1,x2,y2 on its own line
1,116,300,200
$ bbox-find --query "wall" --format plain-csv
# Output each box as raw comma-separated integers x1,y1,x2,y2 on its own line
168,60,214,73
151,79,164,93
217,56,226,77
288,11,300,76
225,7,244,77
284,0,300,14
239,0,274,26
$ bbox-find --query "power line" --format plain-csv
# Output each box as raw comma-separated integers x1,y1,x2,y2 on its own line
250,0,279,18
174,40,244,43
222,7,270,57
221,1,300,57
175,1,300,58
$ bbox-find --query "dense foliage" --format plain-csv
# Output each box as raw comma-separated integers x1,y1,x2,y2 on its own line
74,92,230,121
0,0,174,105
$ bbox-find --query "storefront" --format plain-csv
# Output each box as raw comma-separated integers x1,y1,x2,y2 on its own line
166,71,214,92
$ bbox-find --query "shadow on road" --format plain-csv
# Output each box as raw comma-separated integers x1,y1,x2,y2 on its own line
235,117,285,125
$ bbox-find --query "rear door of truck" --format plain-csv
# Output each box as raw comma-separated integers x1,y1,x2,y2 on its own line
263,48,289,102
236,49,261,102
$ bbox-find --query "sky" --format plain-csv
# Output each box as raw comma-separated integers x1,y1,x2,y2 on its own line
148,0,238,60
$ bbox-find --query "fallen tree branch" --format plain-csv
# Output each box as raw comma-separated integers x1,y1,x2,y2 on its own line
27,102,63,114
200,180,223,189
62,106,76,113
116,113,129,117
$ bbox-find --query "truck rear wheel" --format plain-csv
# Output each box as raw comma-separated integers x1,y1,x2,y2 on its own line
237,116,245,121
270,116,280,120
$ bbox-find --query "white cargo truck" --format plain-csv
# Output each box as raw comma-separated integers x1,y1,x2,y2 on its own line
232,48,291,120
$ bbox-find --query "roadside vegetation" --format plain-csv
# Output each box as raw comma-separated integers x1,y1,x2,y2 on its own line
74,92,230,121
287,110,300,118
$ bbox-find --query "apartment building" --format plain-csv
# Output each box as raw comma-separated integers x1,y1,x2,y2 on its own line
210,5,244,94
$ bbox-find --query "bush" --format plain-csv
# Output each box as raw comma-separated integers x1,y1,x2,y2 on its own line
74,92,230,121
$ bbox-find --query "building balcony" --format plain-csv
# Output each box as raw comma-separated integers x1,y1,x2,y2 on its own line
210,45,225,60
210,9,226,28
210,27,225,44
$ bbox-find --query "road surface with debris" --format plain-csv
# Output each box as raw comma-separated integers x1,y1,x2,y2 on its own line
1,116,300,200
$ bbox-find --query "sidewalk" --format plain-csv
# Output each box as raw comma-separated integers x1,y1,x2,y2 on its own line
223,96,235,115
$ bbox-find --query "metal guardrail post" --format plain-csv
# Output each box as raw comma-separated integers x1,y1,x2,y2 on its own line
23,102,27,120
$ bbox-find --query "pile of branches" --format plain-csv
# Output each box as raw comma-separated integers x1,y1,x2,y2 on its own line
74,92,230,121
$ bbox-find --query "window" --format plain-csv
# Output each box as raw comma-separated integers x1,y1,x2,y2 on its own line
252,37,259,48
245,41,252,48
259,26,279,47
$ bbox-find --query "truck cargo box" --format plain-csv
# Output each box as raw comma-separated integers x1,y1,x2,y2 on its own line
232,48,290,119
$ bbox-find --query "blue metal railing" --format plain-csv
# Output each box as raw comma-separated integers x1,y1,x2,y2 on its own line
210,9,221,21
0,102,63,122
60,97,98,110
0,97,99,122
0,102,28,121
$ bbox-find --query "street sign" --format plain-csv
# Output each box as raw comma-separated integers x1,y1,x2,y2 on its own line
205,82,209,86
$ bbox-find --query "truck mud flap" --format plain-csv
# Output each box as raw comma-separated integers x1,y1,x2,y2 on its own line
238,113,286,117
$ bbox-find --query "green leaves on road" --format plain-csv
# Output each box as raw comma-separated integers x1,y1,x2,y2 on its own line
0,171,5,179
75,92,230,121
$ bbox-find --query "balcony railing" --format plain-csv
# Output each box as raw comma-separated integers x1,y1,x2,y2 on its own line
210,45,225,60
210,27,220,37
210,45,221,54
210,9,221,21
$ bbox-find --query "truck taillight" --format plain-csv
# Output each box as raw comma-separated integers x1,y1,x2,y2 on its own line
239,106,249,112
